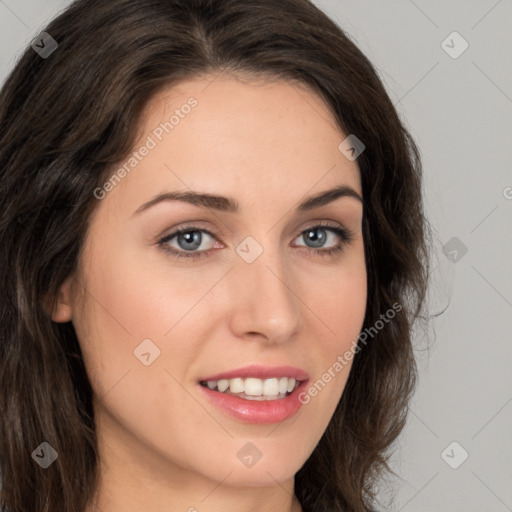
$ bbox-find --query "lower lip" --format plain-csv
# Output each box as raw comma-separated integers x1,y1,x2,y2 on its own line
197,381,309,424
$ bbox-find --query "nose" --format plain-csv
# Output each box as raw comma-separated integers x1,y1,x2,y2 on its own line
228,246,303,345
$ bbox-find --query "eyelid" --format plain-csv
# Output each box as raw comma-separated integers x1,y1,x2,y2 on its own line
298,219,347,234
157,224,221,250
158,221,223,241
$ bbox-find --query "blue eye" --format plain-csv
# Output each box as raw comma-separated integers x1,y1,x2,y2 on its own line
292,224,354,259
165,228,214,252
157,223,354,261
294,225,350,252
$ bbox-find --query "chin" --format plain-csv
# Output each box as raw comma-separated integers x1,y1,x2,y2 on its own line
222,464,299,487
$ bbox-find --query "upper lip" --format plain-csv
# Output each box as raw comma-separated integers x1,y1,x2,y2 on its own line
199,365,309,382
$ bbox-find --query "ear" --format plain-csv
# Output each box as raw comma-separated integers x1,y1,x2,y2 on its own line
49,276,75,323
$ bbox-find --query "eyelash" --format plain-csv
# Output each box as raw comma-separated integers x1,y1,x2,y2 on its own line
157,221,354,261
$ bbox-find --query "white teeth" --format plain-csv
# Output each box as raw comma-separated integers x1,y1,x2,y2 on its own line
244,378,263,396
202,376,301,399
263,378,279,396
229,377,244,393
286,378,296,393
217,379,229,392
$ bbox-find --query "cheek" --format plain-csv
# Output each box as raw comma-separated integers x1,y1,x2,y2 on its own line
297,253,367,418
70,246,176,396
71,250,212,462
318,275,366,329
307,252,367,349
76,242,204,342
72,241,229,399
98,244,231,339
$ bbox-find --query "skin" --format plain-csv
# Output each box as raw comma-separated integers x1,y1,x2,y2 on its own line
52,72,367,512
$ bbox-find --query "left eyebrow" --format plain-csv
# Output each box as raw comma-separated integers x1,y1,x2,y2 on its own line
297,184,363,211
132,184,363,216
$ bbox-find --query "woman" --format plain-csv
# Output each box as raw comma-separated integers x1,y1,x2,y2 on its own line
0,0,430,511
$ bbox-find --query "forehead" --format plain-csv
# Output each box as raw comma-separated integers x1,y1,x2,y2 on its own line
101,73,362,217
141,72,348,152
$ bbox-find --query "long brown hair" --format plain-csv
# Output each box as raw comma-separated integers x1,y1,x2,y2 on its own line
0,1,430,510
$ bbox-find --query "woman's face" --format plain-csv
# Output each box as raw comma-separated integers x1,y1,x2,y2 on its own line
54,73,367,501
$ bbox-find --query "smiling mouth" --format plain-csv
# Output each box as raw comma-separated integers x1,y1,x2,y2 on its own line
199,376,302,401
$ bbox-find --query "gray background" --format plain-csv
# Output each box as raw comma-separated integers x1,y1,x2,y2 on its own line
1,1,511,510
